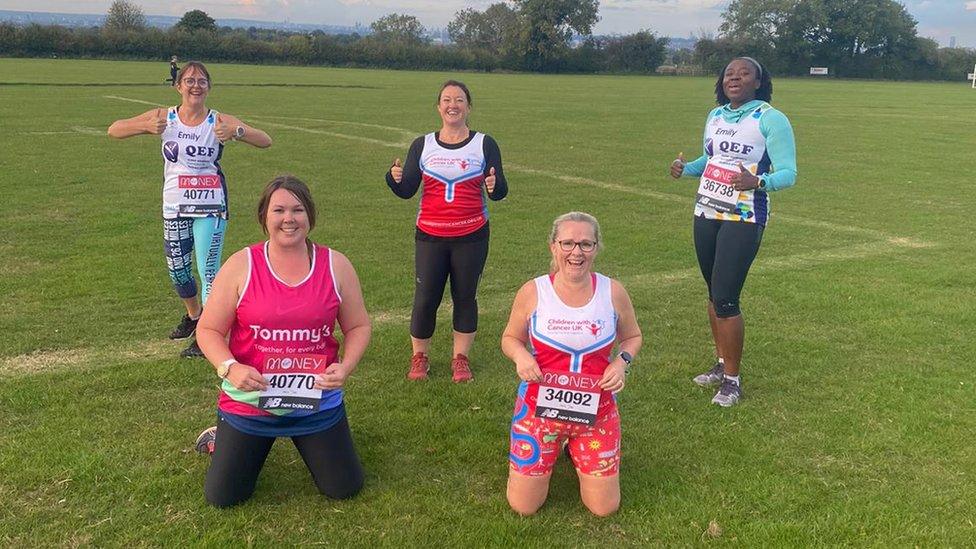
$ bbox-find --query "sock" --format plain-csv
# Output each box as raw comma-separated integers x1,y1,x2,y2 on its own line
717,357,725,364
726,374,740,386
190,312,201,321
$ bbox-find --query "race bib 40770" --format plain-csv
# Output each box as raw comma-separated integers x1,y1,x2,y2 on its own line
258,353,329,411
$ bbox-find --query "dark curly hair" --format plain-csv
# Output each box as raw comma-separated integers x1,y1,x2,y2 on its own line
714,57,773,105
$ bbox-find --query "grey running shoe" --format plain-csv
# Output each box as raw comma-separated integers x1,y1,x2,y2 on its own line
693,362,725,386
180,339,204,358
711,379,742,407
169,314,198,340
195,426,216,455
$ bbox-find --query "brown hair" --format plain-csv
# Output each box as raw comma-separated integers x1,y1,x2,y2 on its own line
176,61,211,87
436,80,472,106
257,175,317,234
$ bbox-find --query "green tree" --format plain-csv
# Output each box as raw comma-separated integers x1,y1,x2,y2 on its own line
369,13,427,45
513,0,599,71
603,31,669,73
103,0,146,32
175,10,217,34
448,3,521,56
719,0,922,77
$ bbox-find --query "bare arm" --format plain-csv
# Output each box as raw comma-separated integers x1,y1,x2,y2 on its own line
197,249,269,391
215,113,272,148
107,108,166,139
501,281,542,382
600,279,643,393
317,251,371,390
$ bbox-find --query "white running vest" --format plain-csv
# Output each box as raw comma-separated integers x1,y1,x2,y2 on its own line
160,108,226,219
695,103,772,224
530,274,617,374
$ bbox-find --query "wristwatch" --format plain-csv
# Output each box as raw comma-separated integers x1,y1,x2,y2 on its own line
217,358,237,379
618,351,633,375
757,176,766,190
233,125,246,140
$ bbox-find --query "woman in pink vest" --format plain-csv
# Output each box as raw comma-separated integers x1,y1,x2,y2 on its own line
196,175,371,507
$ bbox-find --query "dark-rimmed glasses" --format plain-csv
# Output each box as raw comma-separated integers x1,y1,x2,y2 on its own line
557,239,597,252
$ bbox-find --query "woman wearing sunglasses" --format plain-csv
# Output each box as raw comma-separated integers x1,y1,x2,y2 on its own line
501,212,642,516
108,61,272,358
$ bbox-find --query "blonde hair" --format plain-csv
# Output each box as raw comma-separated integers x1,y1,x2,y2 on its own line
547,211,602,274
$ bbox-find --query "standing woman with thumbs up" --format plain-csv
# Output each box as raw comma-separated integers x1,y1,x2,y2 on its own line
385,80,508,383
668,57,796,407
108,61,272,359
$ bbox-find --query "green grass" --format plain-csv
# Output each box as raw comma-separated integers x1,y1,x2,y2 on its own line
1,57,974,545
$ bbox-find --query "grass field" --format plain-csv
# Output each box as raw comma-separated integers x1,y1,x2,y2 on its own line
1,57,974,546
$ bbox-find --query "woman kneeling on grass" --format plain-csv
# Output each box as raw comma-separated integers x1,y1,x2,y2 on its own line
502,212,642,516
197,175,370,507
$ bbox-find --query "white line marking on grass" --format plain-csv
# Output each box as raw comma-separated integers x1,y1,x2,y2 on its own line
508,164,932,247
254,120,410,149
103,95,164,107
246,115,418,139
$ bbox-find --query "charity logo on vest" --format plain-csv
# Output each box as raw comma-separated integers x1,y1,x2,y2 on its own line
163,141,179,162
546,318,605,338
248,323,332,343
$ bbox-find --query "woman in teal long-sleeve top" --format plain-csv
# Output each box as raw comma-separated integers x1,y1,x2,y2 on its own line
669,56,797,407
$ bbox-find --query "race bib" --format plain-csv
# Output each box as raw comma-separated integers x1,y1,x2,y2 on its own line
177,174,224,216
534,370,602,426
258,353,329,411
696,157,753,214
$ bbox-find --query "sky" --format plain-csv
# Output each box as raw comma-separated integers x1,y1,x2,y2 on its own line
1,0,973,47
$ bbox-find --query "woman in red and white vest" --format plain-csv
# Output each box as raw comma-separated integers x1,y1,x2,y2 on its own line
196,175,371,508
502,212,642,517
386,80,508,383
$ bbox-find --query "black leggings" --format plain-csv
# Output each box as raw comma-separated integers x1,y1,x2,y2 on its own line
411,235,489,339
204,414,364,508
693,216,764,318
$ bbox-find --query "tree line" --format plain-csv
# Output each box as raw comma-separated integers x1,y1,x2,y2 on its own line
0,0,667,74
0,0,973,80
696,0,976,80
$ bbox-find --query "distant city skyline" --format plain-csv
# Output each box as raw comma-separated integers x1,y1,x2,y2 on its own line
0,0,972,47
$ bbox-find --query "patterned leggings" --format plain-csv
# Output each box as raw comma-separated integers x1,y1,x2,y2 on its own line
162,216,227,304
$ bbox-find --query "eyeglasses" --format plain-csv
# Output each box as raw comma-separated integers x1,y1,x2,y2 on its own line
181,77,209,88
557,239,597,252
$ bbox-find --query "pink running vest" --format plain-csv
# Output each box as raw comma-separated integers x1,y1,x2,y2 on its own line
219,242,342,417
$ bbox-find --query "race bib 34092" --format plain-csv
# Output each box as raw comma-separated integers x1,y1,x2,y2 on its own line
534,369,603,426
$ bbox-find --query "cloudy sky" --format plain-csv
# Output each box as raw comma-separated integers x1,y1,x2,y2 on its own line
2,0,973,46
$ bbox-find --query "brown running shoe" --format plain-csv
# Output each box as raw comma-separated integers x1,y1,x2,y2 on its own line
451,354,473,383
408,352,430,380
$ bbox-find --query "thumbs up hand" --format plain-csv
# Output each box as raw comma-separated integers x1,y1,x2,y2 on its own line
485,166,496,194
730,162,760,191
670,152,686,179
145,108,168,135
390,158,403,184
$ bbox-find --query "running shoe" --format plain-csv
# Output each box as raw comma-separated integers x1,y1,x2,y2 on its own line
711,379,742,407
169,314,198,340
693,362,725,386
408,352,429,380
195,426,216,455
180,339,205,359
451,354,473,383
